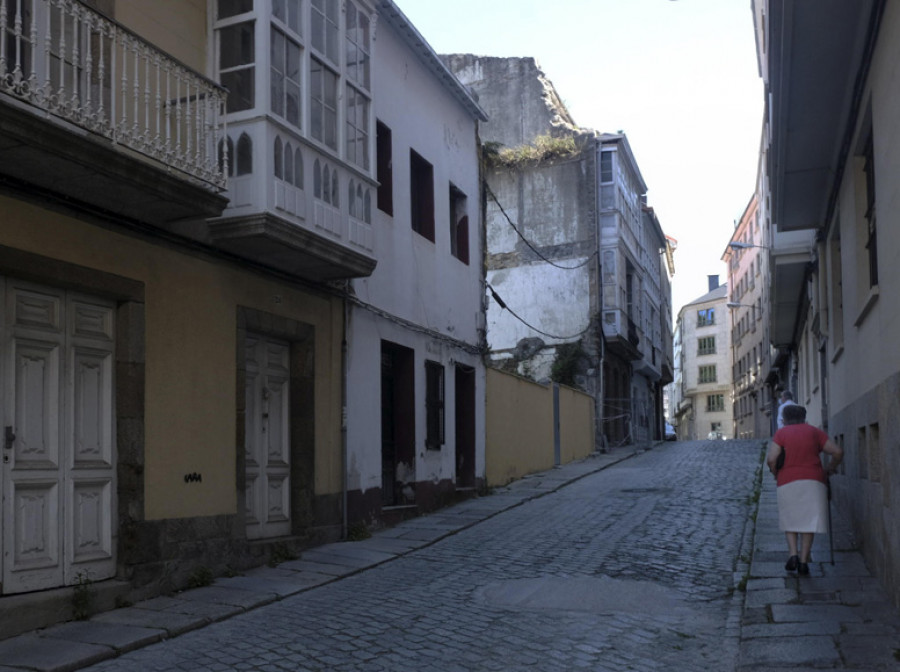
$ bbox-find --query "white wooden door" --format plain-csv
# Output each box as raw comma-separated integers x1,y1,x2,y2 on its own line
1,280,116,594
245,335,291,540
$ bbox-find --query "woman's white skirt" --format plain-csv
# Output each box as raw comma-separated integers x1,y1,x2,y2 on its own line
777,479,828,533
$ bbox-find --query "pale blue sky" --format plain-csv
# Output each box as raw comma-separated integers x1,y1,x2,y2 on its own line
396,0,764,318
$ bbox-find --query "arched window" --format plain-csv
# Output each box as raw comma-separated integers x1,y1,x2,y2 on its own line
273,137,283,179
284,142,294,184
236,133,253,175
323,166,331,204
293,148,303,188
364,189,371,223
314,159,322,198
348,179,356,217
331,168,339,206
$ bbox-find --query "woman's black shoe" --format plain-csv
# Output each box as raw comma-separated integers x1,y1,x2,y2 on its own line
798,562,810,575
785,555,799,571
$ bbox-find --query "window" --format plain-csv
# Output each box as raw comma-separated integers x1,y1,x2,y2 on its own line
274,137,302,187
698,365,717,384
313,159,338,205
410,150,434,241
310,57,337,149
310,0,339,64
697,308,715,327
236,133,252,175
862,131,878,288
376,121,393,214
697,336,715,356
218,19,255,112
450,184,469,264
425,361,444,450
270,27,301,127
345,2,370,89
220,133,253,176
828,224,844,348
218,0,253,18
706,394,725,412
600,151,613,183
346,85,370,169
271,0,299,32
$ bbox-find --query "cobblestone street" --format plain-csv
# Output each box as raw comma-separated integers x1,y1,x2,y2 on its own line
75,440,761,672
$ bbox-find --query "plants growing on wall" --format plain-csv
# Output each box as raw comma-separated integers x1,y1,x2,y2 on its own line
484,134,579,169
551,341,586,387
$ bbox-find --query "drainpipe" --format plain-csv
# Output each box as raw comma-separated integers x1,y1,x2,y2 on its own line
341,289,349,539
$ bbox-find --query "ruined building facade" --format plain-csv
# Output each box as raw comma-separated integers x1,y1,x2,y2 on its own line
444,55,674,449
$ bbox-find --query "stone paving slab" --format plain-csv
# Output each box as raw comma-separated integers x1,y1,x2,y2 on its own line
211,574,311,597
90,607,209,637
739,635,841,667
39,621,164,653
130,595,244,619
172,585,277,609
241,565,335,586
0,634,113,672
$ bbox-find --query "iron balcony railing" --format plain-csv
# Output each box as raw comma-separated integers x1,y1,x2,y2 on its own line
0,0,227,189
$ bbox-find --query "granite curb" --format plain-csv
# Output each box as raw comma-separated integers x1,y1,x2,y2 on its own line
0,444,646,672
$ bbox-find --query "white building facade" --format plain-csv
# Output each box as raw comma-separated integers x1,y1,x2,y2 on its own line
343,3,488,522
673,281,733,440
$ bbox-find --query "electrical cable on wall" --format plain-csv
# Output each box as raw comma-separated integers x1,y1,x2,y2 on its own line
484,181,598,270
488,285,592,340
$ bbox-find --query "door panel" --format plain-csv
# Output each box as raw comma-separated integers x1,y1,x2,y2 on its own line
245,335,291,540
1,281,115,594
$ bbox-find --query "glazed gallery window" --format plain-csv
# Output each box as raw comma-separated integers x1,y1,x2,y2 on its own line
698,365,717,384
697,308,715,327
270,27,301,127
425,360,445,450
310,57,338,149
310,0,339,63
346,85,369,169
410,149,434,242
706,394,725,412
697,336,716,356
218,19,255,112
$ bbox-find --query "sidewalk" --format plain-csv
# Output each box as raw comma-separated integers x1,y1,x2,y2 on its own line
0,446,642,672
738,469,900,670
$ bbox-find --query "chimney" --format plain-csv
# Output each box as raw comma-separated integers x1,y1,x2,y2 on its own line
708,275,719,291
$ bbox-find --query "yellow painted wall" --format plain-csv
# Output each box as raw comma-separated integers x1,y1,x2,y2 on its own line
485,368,594,487
1,197,343,520
115,0,209,74
557,383,595,464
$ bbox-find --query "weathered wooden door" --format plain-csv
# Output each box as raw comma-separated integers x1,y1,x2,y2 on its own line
1,280,116,594
244,335,291,540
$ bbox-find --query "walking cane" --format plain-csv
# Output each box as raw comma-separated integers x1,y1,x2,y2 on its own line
826,474,834,565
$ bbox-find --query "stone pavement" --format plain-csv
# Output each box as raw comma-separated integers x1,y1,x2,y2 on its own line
1,440,898,671
0,446,641,672
737,467,900,670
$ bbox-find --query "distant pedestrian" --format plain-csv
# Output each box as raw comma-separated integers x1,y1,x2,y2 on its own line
776,390,796,429
766,404,843,575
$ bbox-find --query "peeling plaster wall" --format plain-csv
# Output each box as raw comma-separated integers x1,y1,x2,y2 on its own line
442,55,578,147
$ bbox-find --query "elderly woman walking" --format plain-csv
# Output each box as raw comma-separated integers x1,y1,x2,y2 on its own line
766,404,843,574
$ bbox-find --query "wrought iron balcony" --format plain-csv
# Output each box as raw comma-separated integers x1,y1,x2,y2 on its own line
0,0,228,224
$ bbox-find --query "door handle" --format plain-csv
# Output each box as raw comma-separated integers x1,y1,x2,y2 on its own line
4,426,15,450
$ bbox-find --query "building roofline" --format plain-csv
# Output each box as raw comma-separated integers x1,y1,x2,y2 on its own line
376,1,489,122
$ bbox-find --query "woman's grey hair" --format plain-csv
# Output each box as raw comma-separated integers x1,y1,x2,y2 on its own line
782,403,806,425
